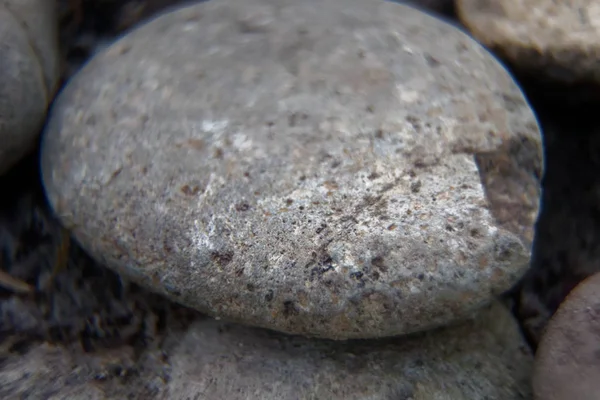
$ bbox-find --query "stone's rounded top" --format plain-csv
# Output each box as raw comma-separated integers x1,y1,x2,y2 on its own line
457,0,600,83
533,272,600,400
42,0,542,339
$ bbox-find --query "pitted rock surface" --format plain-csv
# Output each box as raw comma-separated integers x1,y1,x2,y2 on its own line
457,0,600,83
0,302,533,399
0,0,59,174
41,0,543,339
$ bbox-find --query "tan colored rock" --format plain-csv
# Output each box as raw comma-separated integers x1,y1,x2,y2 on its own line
456,0,600,83
0,0,60,174
0,302,533,399
533,272,600,400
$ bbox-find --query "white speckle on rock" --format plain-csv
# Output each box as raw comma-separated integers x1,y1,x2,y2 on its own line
399,89,420,103
201,119,229,133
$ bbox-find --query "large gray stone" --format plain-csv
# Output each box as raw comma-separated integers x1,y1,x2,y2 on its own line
41,0,543,339
0,302,533,399
0,0,59,174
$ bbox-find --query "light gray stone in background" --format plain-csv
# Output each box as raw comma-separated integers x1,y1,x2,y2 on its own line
0,302,533,399
0,0,59,175
41,0,543,339
457,0,600,83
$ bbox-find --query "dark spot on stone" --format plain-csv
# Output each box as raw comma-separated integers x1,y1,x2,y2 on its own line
181,184,200,196
299,175,307,181
387,223,397,231
244,171,251,178
282,301,299,317
286,198,294,205
406,115,420,130
186,138,205,151
371,256,388,273
424,53,441,67
237,17,271,34
109,167,122,181
164,284,181,297
445,224,454,231
495,241,521,262
410,180,422,193
470,228,481,237
299,205,305,210
211,251,234,266
456,42,468,53
366,104,375,113
323,180,338,190
246,283,255,291
501,93,527,113
375,129,384,139
117,44,131,55
413,159,428,168
368,172,381,180
350,271,364,279
288,112,308,127
372,271,380,280
331,160,341,169
235,202,251,212
214,148,224,158
341,215,358,224
265,290,274,302
235,268,244,277
316,223,327,234
418,273,425,281
310,264,334,281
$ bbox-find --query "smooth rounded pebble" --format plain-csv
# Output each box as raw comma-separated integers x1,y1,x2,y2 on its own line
0,0,59,175
42,0,543,339
533,272,600,400
0,302,533,399
457,0,600,83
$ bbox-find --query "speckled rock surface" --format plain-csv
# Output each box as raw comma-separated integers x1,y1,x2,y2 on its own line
457,0,600,83
41,0,542,339
533,272,600,400
0,302,533,400
0,0,59,175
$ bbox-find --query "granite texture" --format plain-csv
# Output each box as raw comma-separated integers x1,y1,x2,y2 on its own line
42,0,542,339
